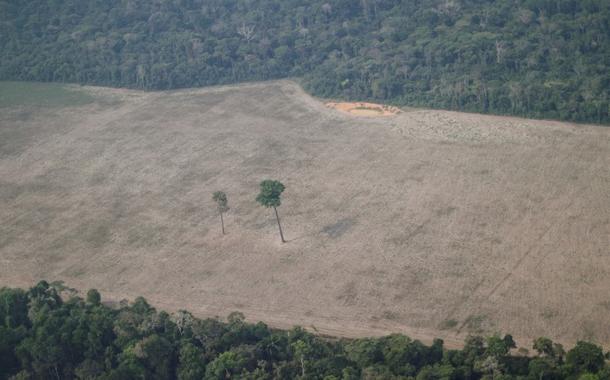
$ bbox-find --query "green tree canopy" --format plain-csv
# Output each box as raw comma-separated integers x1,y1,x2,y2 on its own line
1,0,608,124
212,191,229,214
0,283,608,379
566,341,605,374
255,180,285,208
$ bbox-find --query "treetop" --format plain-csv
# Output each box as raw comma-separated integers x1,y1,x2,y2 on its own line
256,180,285,208
212,191,229,213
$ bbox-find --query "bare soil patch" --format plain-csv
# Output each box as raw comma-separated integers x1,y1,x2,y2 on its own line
326,101,401,117
0,80,609,349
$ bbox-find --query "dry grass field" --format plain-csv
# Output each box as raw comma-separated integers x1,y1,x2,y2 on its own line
0,80,608,349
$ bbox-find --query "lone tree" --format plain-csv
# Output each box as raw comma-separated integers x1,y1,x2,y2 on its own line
212,191,229,235
256,180,286,243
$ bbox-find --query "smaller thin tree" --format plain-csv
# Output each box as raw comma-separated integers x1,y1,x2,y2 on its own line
256,180,286,243
212,191,229,235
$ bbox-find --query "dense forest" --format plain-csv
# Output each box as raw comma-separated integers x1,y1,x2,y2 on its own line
1,282,609,380
0,0,609,124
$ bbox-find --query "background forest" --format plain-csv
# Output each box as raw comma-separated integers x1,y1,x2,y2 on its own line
1,282,609,380
1,0,609,124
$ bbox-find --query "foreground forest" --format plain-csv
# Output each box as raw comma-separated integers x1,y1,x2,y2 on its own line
1,282,609,380
1,0,609,124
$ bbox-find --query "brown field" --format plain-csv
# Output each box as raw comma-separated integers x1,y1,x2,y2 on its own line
0,80,609,349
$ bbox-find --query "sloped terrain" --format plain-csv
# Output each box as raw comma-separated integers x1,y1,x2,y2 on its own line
0,80,608,348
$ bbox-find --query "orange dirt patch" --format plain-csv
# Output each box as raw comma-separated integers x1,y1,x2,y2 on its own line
326,101,401,117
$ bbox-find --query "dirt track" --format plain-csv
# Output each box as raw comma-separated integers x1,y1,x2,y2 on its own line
0,80,609,349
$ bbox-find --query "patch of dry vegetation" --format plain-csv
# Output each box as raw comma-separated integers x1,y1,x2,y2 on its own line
0,80,608,348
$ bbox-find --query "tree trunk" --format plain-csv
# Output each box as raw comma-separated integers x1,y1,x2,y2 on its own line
273,206,285,243
220,211,225,235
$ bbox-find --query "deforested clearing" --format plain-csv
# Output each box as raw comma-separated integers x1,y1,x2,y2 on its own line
0,80,608,349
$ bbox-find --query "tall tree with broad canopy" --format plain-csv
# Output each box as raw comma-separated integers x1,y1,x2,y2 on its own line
212,191,229,235
256,180,286,243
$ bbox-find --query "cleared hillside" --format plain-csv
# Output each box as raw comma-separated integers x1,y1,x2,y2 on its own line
0,80,608,348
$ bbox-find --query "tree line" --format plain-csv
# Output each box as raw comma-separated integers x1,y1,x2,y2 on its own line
0,0,608,124
1,281,609,379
